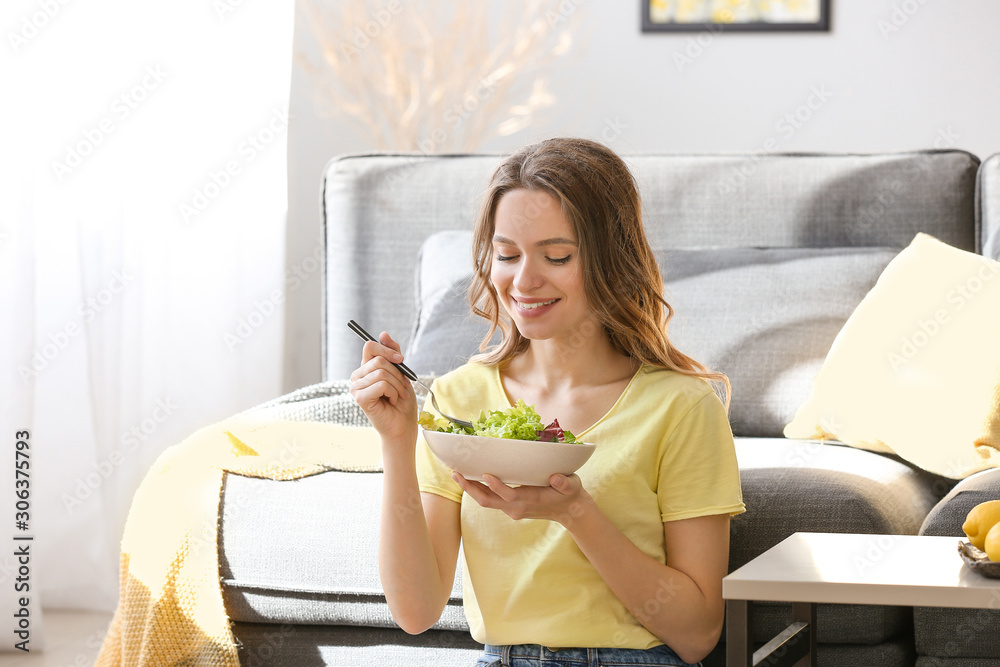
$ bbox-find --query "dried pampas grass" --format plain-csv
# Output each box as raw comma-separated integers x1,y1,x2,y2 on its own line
296,0,583,151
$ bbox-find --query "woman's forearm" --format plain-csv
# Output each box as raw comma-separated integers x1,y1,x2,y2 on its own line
561,501,725,663
377,441,455,634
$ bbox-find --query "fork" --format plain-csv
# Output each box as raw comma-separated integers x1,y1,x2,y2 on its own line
348,320,474,430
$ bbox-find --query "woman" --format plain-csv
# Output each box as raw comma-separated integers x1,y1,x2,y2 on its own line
350,137,744,667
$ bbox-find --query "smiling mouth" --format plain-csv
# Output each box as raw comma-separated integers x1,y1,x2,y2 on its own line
515,298,559,310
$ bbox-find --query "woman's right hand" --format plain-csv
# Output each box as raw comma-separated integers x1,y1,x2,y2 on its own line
349,331,418,445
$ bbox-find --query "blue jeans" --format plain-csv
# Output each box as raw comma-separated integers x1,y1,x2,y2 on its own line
474,643,701,667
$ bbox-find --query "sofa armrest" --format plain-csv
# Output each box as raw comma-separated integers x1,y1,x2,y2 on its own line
914,468,1000,660
919,468,1000,537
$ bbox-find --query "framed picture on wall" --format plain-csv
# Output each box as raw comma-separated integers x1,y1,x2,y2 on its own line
642,0,831,32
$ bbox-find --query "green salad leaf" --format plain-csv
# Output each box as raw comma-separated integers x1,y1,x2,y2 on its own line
418,399,577,443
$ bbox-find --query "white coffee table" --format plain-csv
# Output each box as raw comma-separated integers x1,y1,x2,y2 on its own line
722,532,1000,667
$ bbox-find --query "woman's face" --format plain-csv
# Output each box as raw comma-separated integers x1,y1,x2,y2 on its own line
490,189,598,345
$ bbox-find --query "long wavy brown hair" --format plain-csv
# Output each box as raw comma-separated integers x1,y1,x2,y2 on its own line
468,137,731,407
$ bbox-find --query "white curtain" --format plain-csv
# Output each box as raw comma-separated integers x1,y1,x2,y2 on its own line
1,0,294,623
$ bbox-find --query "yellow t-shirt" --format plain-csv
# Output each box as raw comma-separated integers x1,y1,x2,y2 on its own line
415,362,745,650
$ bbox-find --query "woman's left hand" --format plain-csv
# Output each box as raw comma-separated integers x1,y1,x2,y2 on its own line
451,472,592,525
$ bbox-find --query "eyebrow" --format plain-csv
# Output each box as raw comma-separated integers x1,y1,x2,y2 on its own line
492,234,577,247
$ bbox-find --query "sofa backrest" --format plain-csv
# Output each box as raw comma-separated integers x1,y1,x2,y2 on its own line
322,150,980,435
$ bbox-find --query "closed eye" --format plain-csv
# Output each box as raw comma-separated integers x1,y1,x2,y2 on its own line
495,253,572,264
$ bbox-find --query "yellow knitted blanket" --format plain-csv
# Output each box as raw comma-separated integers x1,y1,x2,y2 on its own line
95,418,383,666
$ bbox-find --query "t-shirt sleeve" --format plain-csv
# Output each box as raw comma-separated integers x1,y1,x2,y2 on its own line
414,382,464,504
415,431,464,503
657,390,745,522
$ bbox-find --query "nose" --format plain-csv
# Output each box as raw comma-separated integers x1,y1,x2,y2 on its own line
512,256,545,292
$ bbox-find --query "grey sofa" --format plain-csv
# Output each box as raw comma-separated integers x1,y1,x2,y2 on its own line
220,150,1000,666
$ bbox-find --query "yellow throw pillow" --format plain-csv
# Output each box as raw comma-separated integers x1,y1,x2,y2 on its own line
784,233,1000,479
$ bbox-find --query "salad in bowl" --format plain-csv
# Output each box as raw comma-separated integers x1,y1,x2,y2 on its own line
418,400,595,486
418,399,579,443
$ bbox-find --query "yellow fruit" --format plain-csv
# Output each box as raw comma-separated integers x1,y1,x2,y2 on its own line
963,500,1000,550
985,523,1000,562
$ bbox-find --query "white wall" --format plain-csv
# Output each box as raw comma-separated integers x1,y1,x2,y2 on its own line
283,0,1000,391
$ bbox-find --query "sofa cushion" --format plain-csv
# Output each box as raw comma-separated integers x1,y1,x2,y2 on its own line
407,230,898,437
785,233,1000,478
732,438,946,645
219,470,467,631
407,231,500,374
663,246,897,438
914,605,1000,659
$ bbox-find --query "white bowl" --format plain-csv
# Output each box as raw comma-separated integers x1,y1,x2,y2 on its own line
422,428,596,487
